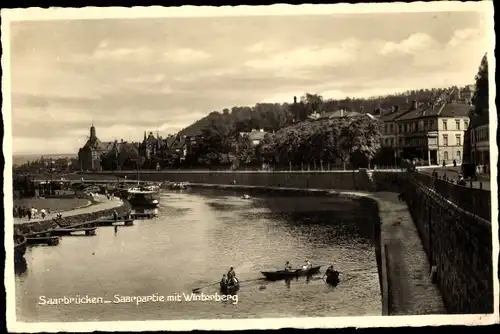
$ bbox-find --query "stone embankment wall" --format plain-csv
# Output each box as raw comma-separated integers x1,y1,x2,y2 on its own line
89,169,378,190
406,178,493,314
14,201,132,235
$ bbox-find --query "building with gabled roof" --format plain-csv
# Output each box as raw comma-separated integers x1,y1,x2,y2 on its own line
78,124,118,170
393,90,471,165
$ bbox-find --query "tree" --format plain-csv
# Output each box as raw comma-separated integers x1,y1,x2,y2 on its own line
471,53,488,117
117,144,140,170
236,135,256,168
100,150,118,171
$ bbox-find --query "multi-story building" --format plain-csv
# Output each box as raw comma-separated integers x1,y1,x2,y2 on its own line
464,113,490,173
78,124,116,170
378,105,413,159
394,99,470,165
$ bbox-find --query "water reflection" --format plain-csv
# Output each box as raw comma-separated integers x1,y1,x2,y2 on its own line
14,257,27,277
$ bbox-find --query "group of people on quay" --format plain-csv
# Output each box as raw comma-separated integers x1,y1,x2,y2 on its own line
13,205,51,220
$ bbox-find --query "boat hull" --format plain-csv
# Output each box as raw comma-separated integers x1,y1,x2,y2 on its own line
27,236,60,246
261,265,322,281
326,271,340,286
220,282,240,295
50,227,97,236
14,235,27,259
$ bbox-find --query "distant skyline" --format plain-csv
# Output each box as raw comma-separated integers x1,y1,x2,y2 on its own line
6,4,491,155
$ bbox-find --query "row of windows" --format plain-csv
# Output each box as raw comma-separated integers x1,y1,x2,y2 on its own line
472,126,489,143
382,119,469,135
442,134,461,146
382,135,461,147
442,119,468,131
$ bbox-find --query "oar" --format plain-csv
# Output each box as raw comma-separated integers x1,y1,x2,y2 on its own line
192,277,264,293
192,281,220,293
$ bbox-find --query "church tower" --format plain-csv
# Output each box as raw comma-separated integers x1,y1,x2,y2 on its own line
90,123,96,140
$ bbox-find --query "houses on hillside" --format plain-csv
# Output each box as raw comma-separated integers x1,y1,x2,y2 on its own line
238,128,268,146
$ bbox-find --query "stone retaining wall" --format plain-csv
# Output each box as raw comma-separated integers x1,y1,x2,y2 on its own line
406,180,493,314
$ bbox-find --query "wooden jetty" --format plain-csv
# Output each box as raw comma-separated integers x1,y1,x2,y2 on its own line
49,226,97,236
94,218,134,226
130,211,157,219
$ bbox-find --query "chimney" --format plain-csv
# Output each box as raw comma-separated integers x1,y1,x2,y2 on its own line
340,109,344,117
411,100,418,110
393,105,399,113
293,96,297,104
121,139,123,143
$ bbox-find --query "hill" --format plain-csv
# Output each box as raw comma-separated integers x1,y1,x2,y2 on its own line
177,87,470,136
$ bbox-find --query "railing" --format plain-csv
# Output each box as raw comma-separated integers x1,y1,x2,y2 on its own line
412,172,491,222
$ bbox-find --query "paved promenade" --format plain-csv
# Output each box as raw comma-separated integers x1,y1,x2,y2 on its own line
14,196,123,225
186,183,446,315
419,166,490,190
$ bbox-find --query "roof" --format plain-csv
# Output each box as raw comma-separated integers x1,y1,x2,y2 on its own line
379,107,412,122
395,102,471,121
83,137,115,151
322,110,361,118
165,136,186,150
248,130,267,141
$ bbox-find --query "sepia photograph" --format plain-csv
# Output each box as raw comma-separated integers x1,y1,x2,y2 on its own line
3,2,498,332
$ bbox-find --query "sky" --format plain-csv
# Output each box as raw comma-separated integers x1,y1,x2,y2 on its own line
7,5,491,155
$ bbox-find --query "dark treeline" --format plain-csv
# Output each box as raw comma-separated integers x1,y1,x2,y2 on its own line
178,87,459,136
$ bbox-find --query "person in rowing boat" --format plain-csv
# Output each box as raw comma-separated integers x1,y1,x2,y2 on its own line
284,261,293,272
324,265,335,278
227,267,236,284
302,260,312,271
324,265,340,285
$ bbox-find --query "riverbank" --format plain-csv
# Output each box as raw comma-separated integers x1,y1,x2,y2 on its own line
14,196,131,235
14,197,92,214
185,183,446,315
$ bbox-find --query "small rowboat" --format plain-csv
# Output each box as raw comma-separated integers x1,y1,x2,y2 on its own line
326,270,340,286
261,265,322,281
14,234,27,259
220,279,240,295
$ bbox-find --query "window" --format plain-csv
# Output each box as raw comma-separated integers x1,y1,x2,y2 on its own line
464,120,469,129
414,122,418,132
404,124,408,132
443,134,448,146
457,151,461,158
424,120,428,130
398,124,403,133
455,119,460,130
456,134,461,146
384,124,388,134
444,151,449,161
442,120,448,131
389,124,394,133
429,120,434,129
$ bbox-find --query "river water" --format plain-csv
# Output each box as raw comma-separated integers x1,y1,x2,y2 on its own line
15,189,381,322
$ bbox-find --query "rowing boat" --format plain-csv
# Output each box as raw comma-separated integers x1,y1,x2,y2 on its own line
261,265,322,281
220,279,240,295
326,270,340,286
